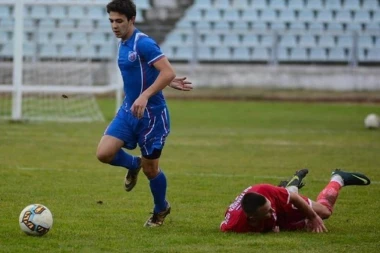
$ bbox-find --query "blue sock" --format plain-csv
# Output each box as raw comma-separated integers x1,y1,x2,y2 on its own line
149,170,167,213
110,149,140,170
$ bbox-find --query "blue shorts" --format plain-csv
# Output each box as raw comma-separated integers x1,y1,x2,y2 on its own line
104,105,170,157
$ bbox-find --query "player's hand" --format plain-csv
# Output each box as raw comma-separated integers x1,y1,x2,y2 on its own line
272,226,280,233
131,95,148,119
169,77,193,91
306,216,328,233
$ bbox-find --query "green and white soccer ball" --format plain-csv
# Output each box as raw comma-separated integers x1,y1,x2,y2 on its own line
364,113,380,129
19,204,53,236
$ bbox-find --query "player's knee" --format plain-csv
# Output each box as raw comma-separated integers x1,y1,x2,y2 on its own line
142,164,159,179
96,149,113,164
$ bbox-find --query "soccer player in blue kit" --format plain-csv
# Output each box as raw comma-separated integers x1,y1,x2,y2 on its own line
96,0,193,227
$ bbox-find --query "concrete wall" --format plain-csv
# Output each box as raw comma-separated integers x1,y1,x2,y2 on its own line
172,63,380,91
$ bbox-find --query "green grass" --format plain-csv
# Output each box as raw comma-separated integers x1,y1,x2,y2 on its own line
0,99,379,253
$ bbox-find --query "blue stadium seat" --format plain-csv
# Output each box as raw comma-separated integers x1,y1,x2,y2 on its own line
346,22,362,31
223,10,240,21
260,10,277,22
58,19,75,29
289,22,306,31
290,48,308,61
88,6,104,20
197,47,212,61
30,5,48,19
308,22,324,32
277,47,290,61
37,32,51,44
49,6,66,19
271,22,286,30
241,9,259,21
316,10,333,22
318,35,336,47
279,10,296,22
98,45,114,59
305,0,324,10
69,32,88,45
51,32,68,44
185,8,203,22
233,21,250,30
241,34,259,46
174,46,192,60
299,34,316,47
224,34,241,46
298,10,315,22
288,0,304,9
214,21,231,31
39,44,58,58
252,0,268,9
175,19,194,29
358,35,374,48
232,0,251,9
362,0,379,9
365,22,380,32
23,43,35,57
252,47,269,61
310,48,327,61
89,32,108,45
0,31,9,43
375,36,380,48
354,10,371,23
60,45,78,58
79,45,97,58
39,19,56,29
193,0,213,9
0,5,10,18
202,34,222,46
67,6,85,19
214,0,230,9
261,34,275,47
252,21,269,31
337,35,354,48
77,19,94,29
204,9,222,21
343,0,361,10
164,32,183,46
373,11,380,22
0,43,13,57
213,47,231,60
326,22,344,32
279,34,297,47
232,47,251,61
194,21,212,31
268,0,286,10
325,0,342,10
328,48,348,61
366,48,380,61
336,10,352,22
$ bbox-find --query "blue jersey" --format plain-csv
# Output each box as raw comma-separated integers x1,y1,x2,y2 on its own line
118,29,166,110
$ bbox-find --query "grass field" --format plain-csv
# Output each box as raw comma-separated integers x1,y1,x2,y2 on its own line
0,98,379,253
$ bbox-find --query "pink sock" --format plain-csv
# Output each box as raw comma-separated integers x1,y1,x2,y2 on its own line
316,181,342,213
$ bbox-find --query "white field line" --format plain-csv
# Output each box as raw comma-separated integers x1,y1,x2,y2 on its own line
15,167,380,184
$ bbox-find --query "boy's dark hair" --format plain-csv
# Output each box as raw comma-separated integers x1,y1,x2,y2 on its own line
241,192,267,215
106,0,136,20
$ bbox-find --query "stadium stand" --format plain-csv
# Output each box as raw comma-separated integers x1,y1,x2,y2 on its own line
161,0,380,63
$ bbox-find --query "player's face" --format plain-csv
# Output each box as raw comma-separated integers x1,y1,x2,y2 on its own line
247,199,274,221
108,11,135,41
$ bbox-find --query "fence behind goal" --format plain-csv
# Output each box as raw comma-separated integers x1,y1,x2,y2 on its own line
0,0,125,122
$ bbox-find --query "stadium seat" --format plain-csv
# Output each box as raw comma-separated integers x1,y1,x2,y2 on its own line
88,6,105,20
214,0,231,9
77,19,94,29
366,48,380,61
196,47,212,61
0,43,13,57
241,9,259,21
164,32,183,46
241,34,259,46
308,22,324,32
343,0,361,10
252,21,269,31
290,48,308,61
305,0,324,10
49,6,66,19
375,36,380,48
0,6,10,18
328,48,348,61
98,45,114,59
252,0,268,9
325,0,342,10
204,9,222,21
96,19,111,30
214,21,231,31
268,0,286,10
326,22,344,32
60,45,78,58
260,10,277,22
213,47,231,60
185,8,203,22
251,47,269,61
299,34,316,47
261,34,275,47
224,34,241,46
30,5,48,19
23,43,35,57
336,10,352,22
39,44,58,58
58,19,75,29
194,21,212,31
232,0,251,9
233,21,250,30
337,35,354,48
310,48,327,61
174,46,192,60
373,11,380,22
289,22,306,31
365,23,380,32
288,0,304,9
362,0,379,9
79,45,97,58
358,35,374,48
69,32,88,45
354,10,371,23
175,19,194,29
223,10,240,21
0,31,9,43
232,47,251,61
88,32,108,45
316,10,333,22
50,32,68,44
202,34,222,46
67,6,85,19
279,10,296,22
279,34,297,47
193,0,213,9
271,22,286,31
138,0,151,10
298,10,315,22
277,47,290,61
37,31,51,44
318,35,336,47
39,19,56,29
346,22,362,31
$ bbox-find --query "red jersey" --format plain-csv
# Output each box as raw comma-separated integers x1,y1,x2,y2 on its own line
220,184,311,233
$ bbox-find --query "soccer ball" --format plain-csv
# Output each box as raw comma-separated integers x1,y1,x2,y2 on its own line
364,113,380,129
19,204,53,236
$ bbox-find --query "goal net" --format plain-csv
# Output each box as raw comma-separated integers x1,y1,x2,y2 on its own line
0,0,122,122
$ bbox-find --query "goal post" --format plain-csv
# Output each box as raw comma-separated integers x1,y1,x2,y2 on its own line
0,0,123,122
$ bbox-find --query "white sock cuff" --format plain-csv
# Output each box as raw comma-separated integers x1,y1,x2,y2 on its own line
331,175,344,187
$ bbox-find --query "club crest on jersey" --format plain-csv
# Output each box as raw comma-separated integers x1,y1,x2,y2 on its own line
128,51,137,62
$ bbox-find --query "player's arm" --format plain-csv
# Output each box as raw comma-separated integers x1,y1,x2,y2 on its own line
289,192,327,233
